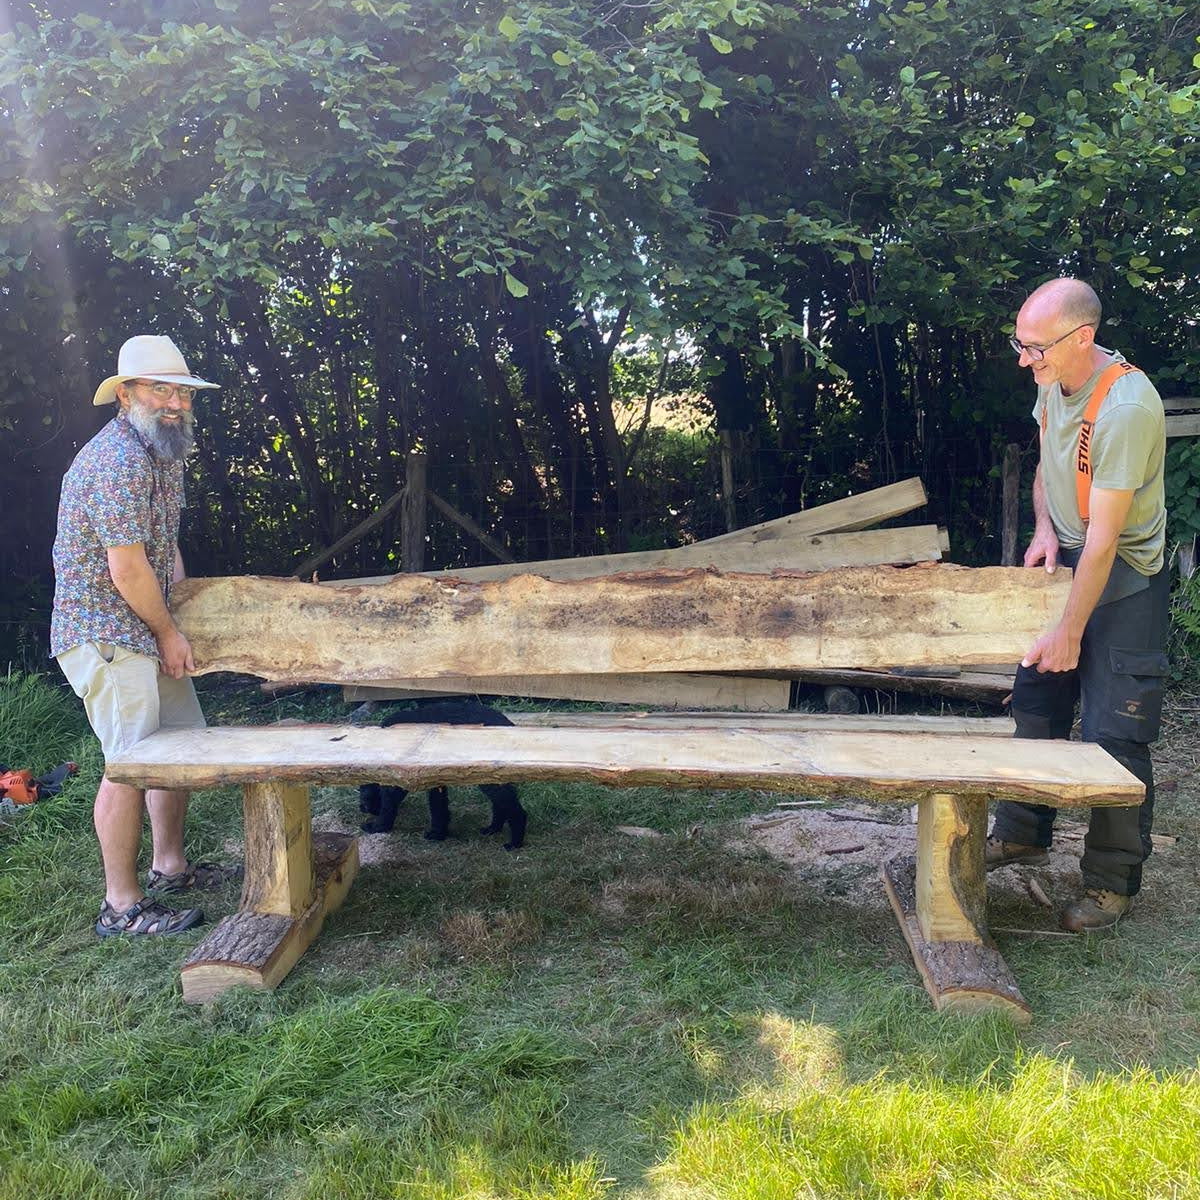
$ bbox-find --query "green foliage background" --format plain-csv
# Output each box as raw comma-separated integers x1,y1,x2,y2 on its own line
1,0,1198,660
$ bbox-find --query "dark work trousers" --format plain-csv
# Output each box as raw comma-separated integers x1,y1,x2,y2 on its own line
990,557,1170,896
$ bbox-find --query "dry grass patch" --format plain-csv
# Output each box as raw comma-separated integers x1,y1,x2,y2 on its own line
601,873,783,923
439,908,545,963
596,848,796,930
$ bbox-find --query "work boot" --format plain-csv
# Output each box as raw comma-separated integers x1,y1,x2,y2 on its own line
1060,889,1131,933
984,836,1050,871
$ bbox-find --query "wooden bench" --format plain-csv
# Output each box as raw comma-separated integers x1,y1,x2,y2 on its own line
106,717,1143,1020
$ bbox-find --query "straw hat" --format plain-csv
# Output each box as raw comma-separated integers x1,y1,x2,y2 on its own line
92,335,219,406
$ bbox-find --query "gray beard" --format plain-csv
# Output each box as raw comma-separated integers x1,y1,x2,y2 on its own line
127,402,195,460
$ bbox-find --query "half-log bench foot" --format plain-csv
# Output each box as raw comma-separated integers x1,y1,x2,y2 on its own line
882,792,1030,1023
179,781,358,1004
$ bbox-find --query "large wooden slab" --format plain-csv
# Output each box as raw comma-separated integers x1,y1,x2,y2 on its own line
343,672,790,710
107,725,1143,807
333,524,943,587
172,564,1070,685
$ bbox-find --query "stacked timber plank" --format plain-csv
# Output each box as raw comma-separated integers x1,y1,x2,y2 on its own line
500,710,1016,735
1164,395,1200,440
787,664,1018,705
342,672,791,711
336,477,938,587
316,478,986,709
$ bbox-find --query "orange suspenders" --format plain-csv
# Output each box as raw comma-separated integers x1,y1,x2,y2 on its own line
1039,361,1141,524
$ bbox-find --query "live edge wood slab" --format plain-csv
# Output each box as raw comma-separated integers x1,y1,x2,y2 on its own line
168,564,1072,685
107,724,1142,1018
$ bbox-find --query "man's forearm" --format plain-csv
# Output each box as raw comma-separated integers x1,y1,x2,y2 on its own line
1060,536,1118,640
1032,464,1052,532
110,555,178,638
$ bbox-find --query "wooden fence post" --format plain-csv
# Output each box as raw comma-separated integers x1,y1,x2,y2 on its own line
401,450,427,573
719,429,737,533
1180,536,1197,580
1001,443,1021,566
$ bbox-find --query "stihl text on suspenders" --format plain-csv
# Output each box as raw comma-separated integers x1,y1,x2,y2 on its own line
1040,361,1141,524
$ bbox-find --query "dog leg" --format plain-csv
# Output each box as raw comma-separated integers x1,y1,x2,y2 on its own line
479,783,507,836
482,783,526,850
425,786,450,841
362,784,407,834
504,799,527,850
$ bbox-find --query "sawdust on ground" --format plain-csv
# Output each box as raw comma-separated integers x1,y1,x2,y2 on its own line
312,807,426,868
741,803,1182,930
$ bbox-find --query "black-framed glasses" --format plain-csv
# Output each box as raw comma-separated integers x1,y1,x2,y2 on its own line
1008,324,1091,361
131,380,197,403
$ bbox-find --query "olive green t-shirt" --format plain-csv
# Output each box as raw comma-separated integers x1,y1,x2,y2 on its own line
1033,348,1166,576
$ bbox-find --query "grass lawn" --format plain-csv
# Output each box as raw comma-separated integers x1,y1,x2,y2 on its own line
2,671,1199,1199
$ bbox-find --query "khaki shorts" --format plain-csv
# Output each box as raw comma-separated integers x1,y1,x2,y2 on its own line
57,641,206,761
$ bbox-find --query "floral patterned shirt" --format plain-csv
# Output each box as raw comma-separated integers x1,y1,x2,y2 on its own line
50,412,185,659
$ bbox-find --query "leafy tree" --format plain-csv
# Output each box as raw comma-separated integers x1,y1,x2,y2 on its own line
2,0,1198,666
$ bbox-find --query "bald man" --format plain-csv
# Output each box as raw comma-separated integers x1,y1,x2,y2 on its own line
987,278,1168,930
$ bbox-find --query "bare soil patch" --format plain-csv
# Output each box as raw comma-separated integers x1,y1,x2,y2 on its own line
741,712,1195,932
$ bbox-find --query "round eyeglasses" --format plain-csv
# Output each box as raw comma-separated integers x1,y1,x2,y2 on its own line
1008,324,1091,361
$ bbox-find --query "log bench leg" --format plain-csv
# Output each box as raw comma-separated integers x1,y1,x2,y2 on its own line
180,781,358,1004
882,793,1031,1023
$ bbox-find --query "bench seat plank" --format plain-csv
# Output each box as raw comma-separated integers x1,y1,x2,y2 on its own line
108,724,1143,807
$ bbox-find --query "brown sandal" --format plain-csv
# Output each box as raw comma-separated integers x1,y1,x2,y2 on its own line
145,860,242,894
95,897,204,938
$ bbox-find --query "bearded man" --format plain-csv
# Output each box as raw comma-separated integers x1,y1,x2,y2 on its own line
51,335,238,937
